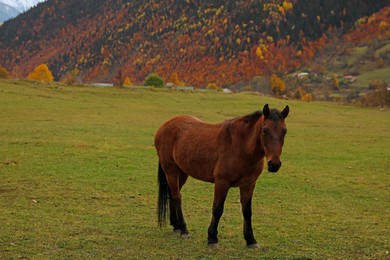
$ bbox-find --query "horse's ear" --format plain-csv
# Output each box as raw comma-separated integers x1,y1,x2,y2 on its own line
281,105,289,119
263,104,270,118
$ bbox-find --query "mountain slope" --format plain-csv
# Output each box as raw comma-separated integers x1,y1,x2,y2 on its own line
0,0,389,86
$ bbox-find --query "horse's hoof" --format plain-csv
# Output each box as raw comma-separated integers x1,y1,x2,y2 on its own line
208,243,219,249
180,233,190,239
247,243,260,249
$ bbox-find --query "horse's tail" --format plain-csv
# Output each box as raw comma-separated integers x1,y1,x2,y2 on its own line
157,161,170,227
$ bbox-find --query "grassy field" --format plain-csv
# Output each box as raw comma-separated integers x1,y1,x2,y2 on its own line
350,67,390,89
0,79,389,259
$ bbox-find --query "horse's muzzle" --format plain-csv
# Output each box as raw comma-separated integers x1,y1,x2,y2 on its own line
268,161,281,173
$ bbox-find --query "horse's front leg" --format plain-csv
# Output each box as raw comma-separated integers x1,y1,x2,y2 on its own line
207,180,230,248
240,183,260,248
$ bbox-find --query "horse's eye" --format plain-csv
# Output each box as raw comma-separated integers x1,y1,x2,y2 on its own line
262,129,269,136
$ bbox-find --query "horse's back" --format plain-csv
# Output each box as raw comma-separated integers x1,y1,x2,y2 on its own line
155,115,203,144
155,115,219,151
155,115,219,182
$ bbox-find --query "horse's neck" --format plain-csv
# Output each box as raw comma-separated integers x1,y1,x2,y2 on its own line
230,116,264,158
247,117,264,157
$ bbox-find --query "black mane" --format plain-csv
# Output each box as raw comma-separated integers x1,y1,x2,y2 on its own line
243,110,262,123
242,109,284,123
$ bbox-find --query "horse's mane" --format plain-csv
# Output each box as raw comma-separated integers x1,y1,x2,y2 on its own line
221,111,262,127
242,109,284,123
223,109,282,126
242,110,262,123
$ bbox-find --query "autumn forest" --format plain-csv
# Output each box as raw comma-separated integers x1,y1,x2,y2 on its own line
0,0,389,92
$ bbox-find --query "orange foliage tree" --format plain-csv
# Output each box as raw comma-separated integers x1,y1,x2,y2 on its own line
168,72,185,86
28,64,54,83
0,66,9,79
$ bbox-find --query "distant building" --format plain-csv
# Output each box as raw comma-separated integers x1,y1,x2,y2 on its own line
91,83,114,87
296,72,309,79
343,75,357,83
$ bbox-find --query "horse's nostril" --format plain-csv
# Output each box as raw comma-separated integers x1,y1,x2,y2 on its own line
268,161,281,173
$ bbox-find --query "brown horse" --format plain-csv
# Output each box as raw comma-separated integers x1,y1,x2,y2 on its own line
155,104,289,248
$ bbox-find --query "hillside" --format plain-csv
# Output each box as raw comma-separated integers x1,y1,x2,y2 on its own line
0,0,389,87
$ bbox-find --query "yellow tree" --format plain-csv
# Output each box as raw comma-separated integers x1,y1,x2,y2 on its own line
282,1,293,12
255,47,264,59
0,66,9,79
28,64,54,83
271,74,286,96
123,76,134,86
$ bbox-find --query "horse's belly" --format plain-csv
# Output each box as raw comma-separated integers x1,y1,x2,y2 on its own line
174,148,216,183
176,158,214,182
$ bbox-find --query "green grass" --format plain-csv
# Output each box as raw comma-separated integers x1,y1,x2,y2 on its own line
351,67,390,89
1,79,389,259
374,43,390,59
347,46,368,67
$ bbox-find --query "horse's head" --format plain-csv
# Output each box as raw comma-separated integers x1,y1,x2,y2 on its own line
261,104,289,173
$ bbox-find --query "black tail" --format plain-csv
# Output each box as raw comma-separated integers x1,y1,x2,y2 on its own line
157,162,170,227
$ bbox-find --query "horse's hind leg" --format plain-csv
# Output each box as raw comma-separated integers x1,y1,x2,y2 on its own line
164,163,189,238
169,172,188,232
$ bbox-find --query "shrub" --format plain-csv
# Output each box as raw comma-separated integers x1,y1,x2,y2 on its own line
206,83,222,91
301,93,315,102
293,87,304,100
144,73,164,88
61,68,80,85
0,66,9,79
365,80,389,107
249,76,270,93
242,85,253,92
